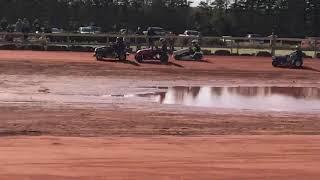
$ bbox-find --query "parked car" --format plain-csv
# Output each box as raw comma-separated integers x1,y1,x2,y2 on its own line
143,27,166,36
179,30,200,37
221,36,235,45
51,28,64,34
78,26,101,34
246,34,264,44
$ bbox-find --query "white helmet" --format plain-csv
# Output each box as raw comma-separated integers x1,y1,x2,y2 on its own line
191,39,198,44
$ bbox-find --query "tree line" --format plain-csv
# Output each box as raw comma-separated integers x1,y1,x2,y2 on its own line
0,0,319,37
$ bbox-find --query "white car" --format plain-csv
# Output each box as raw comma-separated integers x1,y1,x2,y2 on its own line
78,26,101,34
51,28,64,34
179,30,200,37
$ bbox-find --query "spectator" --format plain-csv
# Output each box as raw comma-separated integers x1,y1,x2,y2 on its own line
135,27,143,35
22,18,30,33
6,24,14,33
147,27,156,49
15,19,23,32
135,27,143,50
120,28,130,49
4,24,14,42
168,32,175,53
0,17,8,31
43,21,52,33
22,18,30,41
33,18,41,33
182,37,189,48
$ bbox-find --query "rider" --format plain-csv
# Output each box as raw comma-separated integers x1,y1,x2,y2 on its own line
190,40,201,54
114,37,126,57
289,45,303,64
160,38,168,56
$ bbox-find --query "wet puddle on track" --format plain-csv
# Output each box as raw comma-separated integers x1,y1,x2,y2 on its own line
137,86,320,112
1,85,320,112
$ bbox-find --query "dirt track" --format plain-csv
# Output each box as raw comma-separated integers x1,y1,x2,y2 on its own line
1,136,320,180
1,50,320,179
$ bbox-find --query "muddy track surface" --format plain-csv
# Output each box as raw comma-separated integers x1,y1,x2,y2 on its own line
1,50,320,137
1,50,320,179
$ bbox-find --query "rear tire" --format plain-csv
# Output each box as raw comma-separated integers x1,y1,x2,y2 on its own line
272,61,278,67
161,54,169,64
118,53,126,61
135,55,143,63
174,55,181,60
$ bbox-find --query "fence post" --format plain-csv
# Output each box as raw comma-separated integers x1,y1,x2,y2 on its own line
135,36,138,52
230,39,233,54
42,33,47,51
270,33,276,56
106,36,109,44
66,34,71,48
146,36,150,48
314,38,317,58
236,41,239,55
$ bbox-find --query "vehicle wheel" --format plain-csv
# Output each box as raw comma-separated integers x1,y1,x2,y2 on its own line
135,55,143,63
174,55,181,60
118,53,126,61
272,61,278,67
96,54,103,61
294,60,303,68
161,54,169,64
194,54,203,61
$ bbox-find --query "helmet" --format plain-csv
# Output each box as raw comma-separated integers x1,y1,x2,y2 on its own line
116,37,123,42
191,39,198,44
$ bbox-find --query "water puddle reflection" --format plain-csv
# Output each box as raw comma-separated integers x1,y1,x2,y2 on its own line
138,86,320,112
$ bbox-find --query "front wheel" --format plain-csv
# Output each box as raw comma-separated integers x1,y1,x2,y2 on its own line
294,60,303,68
96,54,103,61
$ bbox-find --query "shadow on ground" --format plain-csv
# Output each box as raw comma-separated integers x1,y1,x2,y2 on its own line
99,59,140,66
137,60,184,68
303,66,320,73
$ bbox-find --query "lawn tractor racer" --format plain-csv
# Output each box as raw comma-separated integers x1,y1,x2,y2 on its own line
134,48,169,64
173,48,203,61
94,37,127,61
272,51,303,68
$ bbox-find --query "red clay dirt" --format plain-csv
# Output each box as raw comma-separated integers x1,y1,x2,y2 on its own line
0,50,320,179
1,136,320,180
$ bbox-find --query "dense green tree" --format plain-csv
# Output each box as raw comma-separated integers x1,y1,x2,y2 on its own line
0,0,318,37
